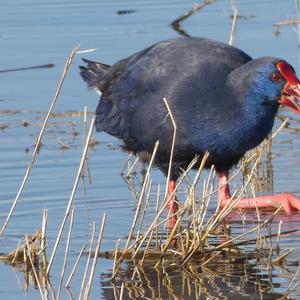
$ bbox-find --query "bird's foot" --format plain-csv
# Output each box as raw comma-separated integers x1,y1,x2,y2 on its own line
219,193,300,215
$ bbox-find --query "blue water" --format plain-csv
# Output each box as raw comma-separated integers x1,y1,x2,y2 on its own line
1,0,300,299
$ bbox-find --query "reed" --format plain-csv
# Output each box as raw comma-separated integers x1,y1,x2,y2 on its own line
0,45,80,238
46,117,95,275
57,207,76,300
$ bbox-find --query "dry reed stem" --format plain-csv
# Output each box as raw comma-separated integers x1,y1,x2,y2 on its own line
41,209,48,273
65,243,87,288
57,207,76,300
267,246,273,271
163,97,177,199
231,229,296,248
124,141,159,251
83,212,106,300
82,106,92,185
155,184,161,249
271,117,289,139
66,288,75,300
112,239,121,276
45,277,56,300
25,235,46,300
136,180,152,241
200,250,222,267
273,248,294,265
11,240,21,265
77,48,97,54
228,5,238,45
286,265,300,295
119,283,125,300
154,217,183,268
140,230,155,265
284,263,300,297
0,45,80,238
120,152,133,175
276,220,283,250
46,117,95,275
79,222,96,300
126,156,139,177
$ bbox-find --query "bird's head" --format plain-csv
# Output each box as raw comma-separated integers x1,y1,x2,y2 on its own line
242,58,300,114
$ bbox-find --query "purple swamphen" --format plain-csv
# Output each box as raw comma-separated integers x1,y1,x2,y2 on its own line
80,37,300,228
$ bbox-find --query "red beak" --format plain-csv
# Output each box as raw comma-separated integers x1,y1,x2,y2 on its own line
277,61,300,114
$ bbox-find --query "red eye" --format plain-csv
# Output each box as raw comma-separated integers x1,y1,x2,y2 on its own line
272,73,280,81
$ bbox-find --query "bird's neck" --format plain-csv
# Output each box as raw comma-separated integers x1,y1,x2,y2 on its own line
226,66,279,127
230,84,278,151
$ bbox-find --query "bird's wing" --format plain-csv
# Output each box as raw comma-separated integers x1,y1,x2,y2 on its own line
93,38,252,151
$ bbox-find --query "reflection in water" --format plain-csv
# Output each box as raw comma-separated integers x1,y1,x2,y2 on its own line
100,261,286,300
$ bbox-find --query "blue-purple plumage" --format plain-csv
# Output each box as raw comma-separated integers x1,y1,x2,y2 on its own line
80,37,286,179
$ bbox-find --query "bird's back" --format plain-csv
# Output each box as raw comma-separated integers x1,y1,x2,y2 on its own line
80,37,253,177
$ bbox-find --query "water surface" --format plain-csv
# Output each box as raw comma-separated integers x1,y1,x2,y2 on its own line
1,0,300,299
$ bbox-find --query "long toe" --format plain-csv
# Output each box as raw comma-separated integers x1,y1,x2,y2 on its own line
283,193,300,212
263,193,300,215
218,193,300,215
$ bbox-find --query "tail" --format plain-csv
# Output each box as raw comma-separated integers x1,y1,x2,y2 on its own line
79,58,111,92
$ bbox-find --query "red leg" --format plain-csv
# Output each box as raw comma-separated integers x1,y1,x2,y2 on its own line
166,180,178,229
218,171,300,214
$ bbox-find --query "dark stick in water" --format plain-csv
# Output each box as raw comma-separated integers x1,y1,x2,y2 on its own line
170,0,215,37
0,63,54,73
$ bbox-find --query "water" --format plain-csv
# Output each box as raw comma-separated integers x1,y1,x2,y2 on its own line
1,0,300,299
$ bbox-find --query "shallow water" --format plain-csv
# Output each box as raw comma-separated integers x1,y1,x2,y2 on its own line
1,0,300,299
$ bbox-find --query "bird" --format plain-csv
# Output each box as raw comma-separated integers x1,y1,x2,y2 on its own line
80,37,300,228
